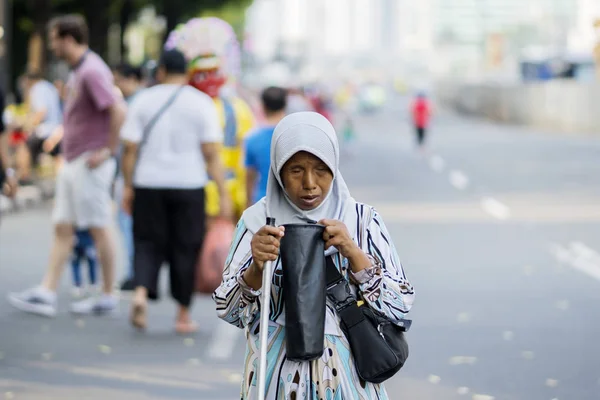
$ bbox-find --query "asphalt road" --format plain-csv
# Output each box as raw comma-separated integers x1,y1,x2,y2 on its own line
1,98,599,400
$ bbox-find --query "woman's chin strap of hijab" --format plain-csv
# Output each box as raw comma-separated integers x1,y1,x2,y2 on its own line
242,112,357,255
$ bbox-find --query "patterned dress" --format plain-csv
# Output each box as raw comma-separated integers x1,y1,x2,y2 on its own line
213,203,415,399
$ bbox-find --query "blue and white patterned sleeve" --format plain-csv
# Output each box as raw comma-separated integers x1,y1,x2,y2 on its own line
213,220,261,329
355,208,415,325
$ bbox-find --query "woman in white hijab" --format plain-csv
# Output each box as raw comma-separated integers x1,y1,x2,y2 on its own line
214,112,414,399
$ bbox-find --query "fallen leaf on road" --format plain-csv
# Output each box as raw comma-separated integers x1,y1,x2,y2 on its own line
227,373,243,384
186,358,201,366
555,300,569,311
4,392,14,399
546,379,558,388
457,313,471,323
503,331,514,341
449,356,477,365
41,325,50,333
183,338,195,347
428,375,441,384
521,351,534,360
98,345,112,354
75,319,85,329
41,353,52,361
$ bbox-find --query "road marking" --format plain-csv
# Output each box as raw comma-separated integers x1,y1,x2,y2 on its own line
449,170,469,190
206,321,242,360
549,242,600,282
569,241,600,264
30,362,211,390
480,197,510,220
457,387,470,395
472,395,495,400
429,155,445,172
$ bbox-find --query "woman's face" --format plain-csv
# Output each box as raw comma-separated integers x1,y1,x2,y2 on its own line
281,151,333,211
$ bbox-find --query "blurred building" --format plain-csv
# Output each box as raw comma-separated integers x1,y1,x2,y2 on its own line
244,0,591,82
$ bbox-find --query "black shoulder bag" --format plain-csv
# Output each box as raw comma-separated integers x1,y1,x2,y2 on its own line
326,256,412,384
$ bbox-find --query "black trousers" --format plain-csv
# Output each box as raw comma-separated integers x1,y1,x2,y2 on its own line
133,187,205,307
415,126,426,146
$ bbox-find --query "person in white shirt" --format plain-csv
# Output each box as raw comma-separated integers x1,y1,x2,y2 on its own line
120,49,232,334
20,70,63,182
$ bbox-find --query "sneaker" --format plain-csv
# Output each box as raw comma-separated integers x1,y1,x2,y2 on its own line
70,295,119,316
8,287,57,317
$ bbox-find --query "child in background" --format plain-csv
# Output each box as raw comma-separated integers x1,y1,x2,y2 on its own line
71,230,98,298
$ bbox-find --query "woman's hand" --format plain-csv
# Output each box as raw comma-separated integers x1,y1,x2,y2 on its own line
319,219,359,258
320,219,372,273
250,225,285,272
243,225,285,290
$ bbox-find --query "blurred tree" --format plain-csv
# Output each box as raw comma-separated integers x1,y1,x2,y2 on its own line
199,0,253,40
9,0,249,94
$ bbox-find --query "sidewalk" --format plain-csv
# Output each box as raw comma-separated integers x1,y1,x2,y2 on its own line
0,179,55,215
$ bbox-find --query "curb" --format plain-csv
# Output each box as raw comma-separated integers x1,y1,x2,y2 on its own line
0,180,55,215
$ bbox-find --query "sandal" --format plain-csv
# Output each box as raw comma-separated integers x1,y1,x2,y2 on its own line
175,320,198,335
130,301,147,330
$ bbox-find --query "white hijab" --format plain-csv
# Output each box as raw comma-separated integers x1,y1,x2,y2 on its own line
242,112,357,254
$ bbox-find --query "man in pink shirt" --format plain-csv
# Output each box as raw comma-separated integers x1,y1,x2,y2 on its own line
9,15,126,316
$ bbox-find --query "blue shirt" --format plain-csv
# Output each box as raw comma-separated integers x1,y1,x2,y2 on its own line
245,126,275,204
29,80,62,139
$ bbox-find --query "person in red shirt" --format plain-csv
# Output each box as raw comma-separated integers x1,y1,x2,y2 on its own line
410,92,432,151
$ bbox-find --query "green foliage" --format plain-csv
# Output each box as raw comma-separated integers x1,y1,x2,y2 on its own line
200,0,252,39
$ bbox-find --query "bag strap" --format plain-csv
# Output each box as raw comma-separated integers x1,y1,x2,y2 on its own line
326,256,413,332
133,85,185,182
325,256,366,330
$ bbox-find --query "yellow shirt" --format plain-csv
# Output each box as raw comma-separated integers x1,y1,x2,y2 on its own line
205,96,255,217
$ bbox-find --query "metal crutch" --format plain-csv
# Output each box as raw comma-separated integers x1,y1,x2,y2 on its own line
257,217,276,399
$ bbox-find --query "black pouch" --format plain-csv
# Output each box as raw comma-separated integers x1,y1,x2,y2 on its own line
280,223,326,362
326,256,411,384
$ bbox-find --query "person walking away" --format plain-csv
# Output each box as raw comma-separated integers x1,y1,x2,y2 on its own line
244,86,287,207
120,49,232,334
213,112,414,399
112,63,144,291
410,92,432,153
8,15,127,317
20,70,63,181
70,229,98,298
